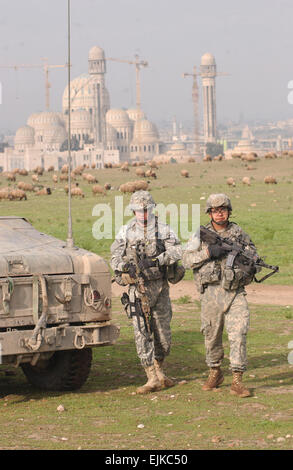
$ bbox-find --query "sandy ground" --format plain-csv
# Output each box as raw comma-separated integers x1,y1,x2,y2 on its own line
112,281,293,306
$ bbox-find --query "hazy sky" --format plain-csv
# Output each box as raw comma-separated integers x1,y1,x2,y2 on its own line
0,0,293,132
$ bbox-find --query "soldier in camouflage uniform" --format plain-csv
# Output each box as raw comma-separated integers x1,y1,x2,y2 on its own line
183,194,258,398
111,190,182,394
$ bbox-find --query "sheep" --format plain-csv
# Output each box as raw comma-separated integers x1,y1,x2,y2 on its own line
135,168,146,177
147,161,158,169
264,176,277,184
119,182,137,193
188,157,196,163
85,174,98,184
17,182,34,191
104,182,111,190
52,174,58,183
91,163,96,169
32,174,39,182
34,166,44,175
226,177,236,187
72,165,84,175
0,188,12,200
36,187,52,196
181,169,189,178
242,176,251,186
145,169,157,178
61,164,69,173
203,154,212,162
213,155,223,161
18,168,28,176
47,165,55,172
6,172,16,182
265,152,277,159
10,189,27,201
60,174,68,182
134,180,148,191
92,184,106,195
12,168,20,174
231,153,242,159
19,169,28,176
71,187,85,198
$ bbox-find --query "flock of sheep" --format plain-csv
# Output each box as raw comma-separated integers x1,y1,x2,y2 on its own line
0,151,290,201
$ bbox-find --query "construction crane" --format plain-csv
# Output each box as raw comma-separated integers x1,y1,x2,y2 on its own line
0,58,68,110
183,66,200,155
106,54,148,112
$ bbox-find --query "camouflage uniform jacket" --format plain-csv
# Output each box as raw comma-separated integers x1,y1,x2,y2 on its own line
182,221,258,293
111,216,182,304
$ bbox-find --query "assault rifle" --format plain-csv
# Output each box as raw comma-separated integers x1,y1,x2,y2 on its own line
121,239,152,340
200,226,279,283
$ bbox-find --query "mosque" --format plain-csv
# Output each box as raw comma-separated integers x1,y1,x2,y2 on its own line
0,46,161,172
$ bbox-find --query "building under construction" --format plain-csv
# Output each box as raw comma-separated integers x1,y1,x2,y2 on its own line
0,46,161,172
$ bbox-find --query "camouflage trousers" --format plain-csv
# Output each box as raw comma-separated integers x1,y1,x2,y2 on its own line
200,284,250,372
131,282,172,367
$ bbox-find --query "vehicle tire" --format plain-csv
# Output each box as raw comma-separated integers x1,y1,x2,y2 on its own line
21,348,92,391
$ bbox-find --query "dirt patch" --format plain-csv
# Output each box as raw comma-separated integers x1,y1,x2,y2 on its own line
112,281,293,306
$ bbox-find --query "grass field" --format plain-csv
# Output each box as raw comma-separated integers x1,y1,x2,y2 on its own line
0,155,293,450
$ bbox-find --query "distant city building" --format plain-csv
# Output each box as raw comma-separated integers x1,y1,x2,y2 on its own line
0,46,161,172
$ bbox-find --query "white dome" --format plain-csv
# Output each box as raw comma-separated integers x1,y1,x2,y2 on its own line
70,109,92,129
126,108,146,122
88,46,105,61
106,108,131,127
132,119,159,144
14,125,35,146
27,111,65,130
201,52,216,66
62,74,110,113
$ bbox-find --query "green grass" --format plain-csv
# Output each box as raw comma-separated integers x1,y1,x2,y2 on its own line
1,156,293,283
0,157,293,449
1,300,293,450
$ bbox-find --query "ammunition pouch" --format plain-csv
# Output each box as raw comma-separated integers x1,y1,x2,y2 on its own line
221,266,255,291
167,262,185,284
199,262,221,286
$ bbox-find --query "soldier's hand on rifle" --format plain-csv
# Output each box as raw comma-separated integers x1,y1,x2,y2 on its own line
123,262,137,279
138,257,159,271
208,244,227,260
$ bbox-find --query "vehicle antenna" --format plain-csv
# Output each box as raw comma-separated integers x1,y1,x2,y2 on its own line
66,0,74,248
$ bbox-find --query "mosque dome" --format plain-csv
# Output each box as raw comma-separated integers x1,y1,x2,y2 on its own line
27,111,67,147
62,74,110,113
106,108,132,127
27,111,65,130
132,119,159,144
70,109,92,130
126,108,146,122
14,125,35,148
88,46,105,61
201,52,216,66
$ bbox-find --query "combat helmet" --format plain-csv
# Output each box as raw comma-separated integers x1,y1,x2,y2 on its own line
205,193,232,213
128,190,156,212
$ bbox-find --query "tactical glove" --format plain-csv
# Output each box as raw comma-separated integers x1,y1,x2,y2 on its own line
138,257,159,271
208,244,227,260
123,262,137,279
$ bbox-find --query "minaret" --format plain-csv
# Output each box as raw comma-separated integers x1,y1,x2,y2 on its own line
88,46,108,146
200,53,217,144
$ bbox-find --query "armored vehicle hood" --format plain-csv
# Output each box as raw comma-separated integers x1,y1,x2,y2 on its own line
0,217,75,277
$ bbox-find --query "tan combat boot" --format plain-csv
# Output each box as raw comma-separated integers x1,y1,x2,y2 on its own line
230,371,251,398
154,359,176,388
202,367,224,391
136,365,162,394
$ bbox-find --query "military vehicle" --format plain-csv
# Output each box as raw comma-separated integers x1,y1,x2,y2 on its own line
0,216,119,390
